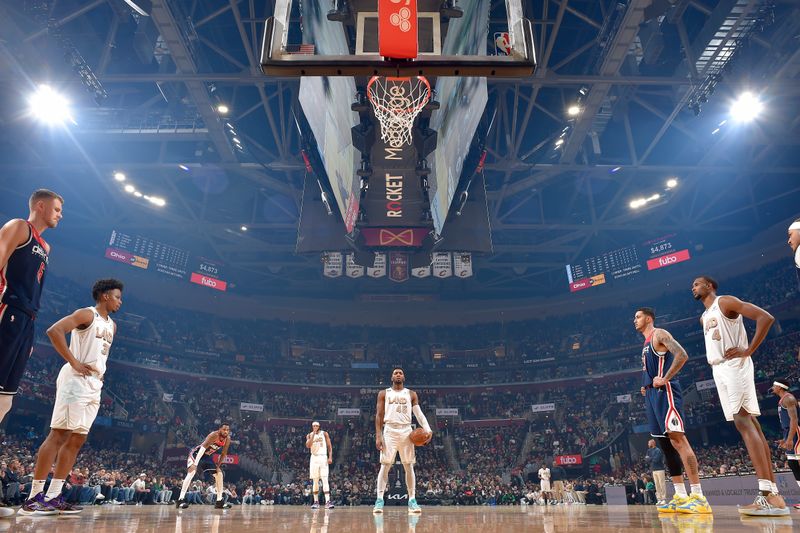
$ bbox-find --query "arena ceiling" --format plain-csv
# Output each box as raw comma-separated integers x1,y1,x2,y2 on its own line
0,0,798,299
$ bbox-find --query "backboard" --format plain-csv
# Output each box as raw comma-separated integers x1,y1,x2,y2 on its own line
261,0,536,77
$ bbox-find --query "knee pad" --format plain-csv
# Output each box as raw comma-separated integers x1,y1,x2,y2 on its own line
656,436,683,477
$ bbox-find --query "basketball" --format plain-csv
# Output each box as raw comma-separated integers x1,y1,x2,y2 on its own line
409,428,430,446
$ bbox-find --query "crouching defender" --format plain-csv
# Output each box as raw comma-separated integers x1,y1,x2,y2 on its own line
176,423,231,509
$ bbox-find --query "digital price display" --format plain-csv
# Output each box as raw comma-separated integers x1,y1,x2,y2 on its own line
566,234,692,291
105,231,228,291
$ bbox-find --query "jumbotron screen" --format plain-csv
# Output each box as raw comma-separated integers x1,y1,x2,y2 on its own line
566,234,691,292
105,230,228,291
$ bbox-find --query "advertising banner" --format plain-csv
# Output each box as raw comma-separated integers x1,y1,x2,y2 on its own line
531,403,556,413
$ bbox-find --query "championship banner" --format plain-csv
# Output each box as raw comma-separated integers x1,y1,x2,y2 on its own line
555,454,583,466
162,393,173,403
411,265,431,278
323,252,343,278
368,253,387,278
616,394,632,404
389,252,409,282
531,403,556,413
696,379,716,391
346,254,365,278
240,402,264,412
435,408,459,416
432,252,452,278
337,408,361,416
453,252,473,278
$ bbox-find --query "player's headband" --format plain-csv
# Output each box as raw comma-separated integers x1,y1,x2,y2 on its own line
773,381,790,390
312,421,320,426
789,222,800,231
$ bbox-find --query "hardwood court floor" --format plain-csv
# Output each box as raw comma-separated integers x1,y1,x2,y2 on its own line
2,504,796,532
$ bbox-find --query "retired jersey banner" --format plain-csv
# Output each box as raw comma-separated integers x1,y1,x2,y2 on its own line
411,265,431,278
435,408,459,416
337,408,361,416
531,403,556,413
453,252,473,278
323,252,343,278
696,379,716,391
432,252,452,278
346,254,365,278
368,253,387,278
389,252,409,282
616,394,632,403
240,402,264,412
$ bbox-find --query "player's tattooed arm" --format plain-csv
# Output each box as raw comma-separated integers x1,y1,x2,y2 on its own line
654,329,688,381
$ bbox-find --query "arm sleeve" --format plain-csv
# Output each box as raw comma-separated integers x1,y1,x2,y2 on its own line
193,446,207,463
412,404,432,433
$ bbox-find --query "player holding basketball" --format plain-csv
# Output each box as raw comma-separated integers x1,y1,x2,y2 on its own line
176,423,232,509
693,276,789,516
0,190,62,418
771,378,800,509
634,307,711,515
373,367,432,515
20,278,123,516
306,420,334,509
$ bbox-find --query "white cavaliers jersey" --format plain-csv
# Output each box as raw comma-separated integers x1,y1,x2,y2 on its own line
65,306,115,379
701,296,748,365
310,431,327,457
383,387,412,426
539,468,550,480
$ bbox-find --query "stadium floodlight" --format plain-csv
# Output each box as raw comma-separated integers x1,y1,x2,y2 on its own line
114,172,126,182
240,225,248,231
124,184,135,193
216,104,229,115
28,85,74,125
729,92,763,122
149,197,166,207
567,105,581,117
133,191,143,198
630,198,646,209
554,138,565,147
666,178,678,189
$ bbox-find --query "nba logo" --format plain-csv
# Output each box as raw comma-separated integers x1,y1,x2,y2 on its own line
495,32,512,55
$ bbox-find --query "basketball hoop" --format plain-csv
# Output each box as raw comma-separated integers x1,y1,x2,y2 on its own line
366,76,431,147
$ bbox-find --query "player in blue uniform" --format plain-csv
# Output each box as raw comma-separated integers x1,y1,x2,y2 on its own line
0,189,63,417
634,307,711,515
771,378,800,509
176,423,232,509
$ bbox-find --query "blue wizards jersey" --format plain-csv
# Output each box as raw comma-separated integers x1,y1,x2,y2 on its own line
0,222,49,315
641,333,682,390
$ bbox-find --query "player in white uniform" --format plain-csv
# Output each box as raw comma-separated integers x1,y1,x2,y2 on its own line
373,368,432,515
306,421,334,509
19,279,123,516
693,275,788,516
538,466,551,502
788,219,800,270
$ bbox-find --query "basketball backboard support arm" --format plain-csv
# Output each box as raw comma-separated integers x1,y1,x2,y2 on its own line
260,0,536,78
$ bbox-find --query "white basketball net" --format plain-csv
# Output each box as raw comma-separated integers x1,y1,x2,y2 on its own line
367,76,431,147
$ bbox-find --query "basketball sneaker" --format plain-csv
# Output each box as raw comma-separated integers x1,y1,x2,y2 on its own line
793,503,800,510
676,494,712,514
738,495,790,516
658,494,689,513
325,501,334,510
408,498,422,514
176,499,189,509
214,500,232,509
311,502,320,509
372,498,384,514
17,493,58,516
46,495,84,514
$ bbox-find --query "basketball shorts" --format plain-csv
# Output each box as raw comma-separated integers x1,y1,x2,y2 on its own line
540,480,551,492
711,357,759,422
187,449,218,471
309,455,329,479
783,427,800,460
0,304,35,396
644,381,685,437
50,367,103,434
380,424,415,465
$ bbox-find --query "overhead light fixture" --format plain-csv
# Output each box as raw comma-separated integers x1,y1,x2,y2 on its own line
133,191,143,198
124,184,135,193
554,138,564,147
216,104,229,115
178,164,190,171
232,137,241,144
149,196,166,207
114,172,126,182
630,198,646,209
28,85,74,125
729,91,763,122
567,105,581,117
240,225,248,231
666,178,678,189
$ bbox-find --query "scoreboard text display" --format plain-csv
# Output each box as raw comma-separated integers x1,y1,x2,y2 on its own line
105,231,228,291
566,234,691,292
